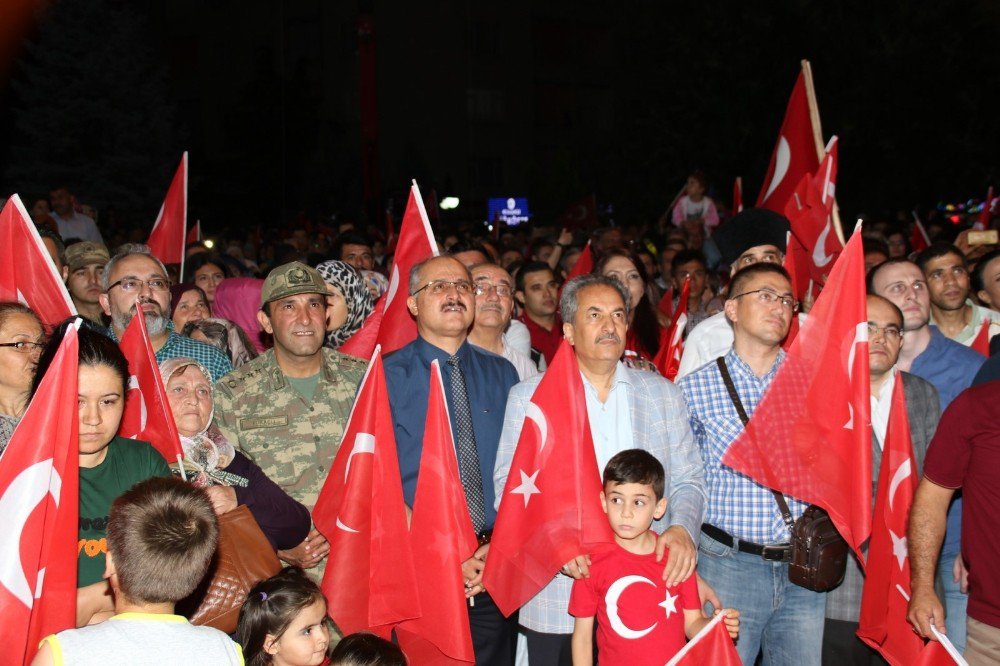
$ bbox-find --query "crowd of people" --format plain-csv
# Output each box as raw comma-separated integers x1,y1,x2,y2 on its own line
2,175,999,665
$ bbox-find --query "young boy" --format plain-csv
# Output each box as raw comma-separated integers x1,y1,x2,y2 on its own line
569,450,739,666
33,477,244,665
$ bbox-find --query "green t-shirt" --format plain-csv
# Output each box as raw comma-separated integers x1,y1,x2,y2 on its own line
78,437,171,587
285,372,321,402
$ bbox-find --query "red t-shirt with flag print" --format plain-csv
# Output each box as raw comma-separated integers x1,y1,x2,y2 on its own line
569,539,700,666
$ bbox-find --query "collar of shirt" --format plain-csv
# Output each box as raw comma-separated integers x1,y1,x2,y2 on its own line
581,362,634,473
413,335,472,367
726,347,785,385
870,367,897,449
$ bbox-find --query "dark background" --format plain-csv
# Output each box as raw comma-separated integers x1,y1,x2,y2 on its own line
1,0,997,237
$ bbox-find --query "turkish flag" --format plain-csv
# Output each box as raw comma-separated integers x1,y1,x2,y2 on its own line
757,69,822,213
913,628,966,666
116,309,184,467
557,195,598,231
313,347,420,637
147,152,188,271
857,378,924,665
483,340,614,617
0,323,80,665
186,220,200,245
339,181,438,357
723,227,872,561
665,612,741,666
911,218,931,253
338,296,384,359
0,194,76,326
395,361,477,665
733,176,744,215
653,276,689,380
565,241,594,282
657,287,674,319
781,231,806,348
969,319,991,356
784,137,844,288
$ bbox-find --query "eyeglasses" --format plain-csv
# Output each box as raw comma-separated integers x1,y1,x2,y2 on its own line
108,277,170,293
474,282,513,297
0,341,45,354
867,323,903,342
730,288,799,312
411,279,473,296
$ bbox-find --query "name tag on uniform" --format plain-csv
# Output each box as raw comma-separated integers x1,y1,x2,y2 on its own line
240,416,288,430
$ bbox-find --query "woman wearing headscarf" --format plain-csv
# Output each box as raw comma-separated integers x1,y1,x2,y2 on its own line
315,260,373,349
211,277,268,353
159,356,311,551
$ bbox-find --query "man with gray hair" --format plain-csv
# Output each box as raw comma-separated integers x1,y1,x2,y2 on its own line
494,274,707,664
99,243,232,381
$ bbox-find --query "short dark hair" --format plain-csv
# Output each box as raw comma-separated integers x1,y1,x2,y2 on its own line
727,263,792,299
915,242,966,272
671,249,708,274
866,258,918,293
603,449,665,500
36,226,66,261
237,567,327,666
973,249,1000,293
688,169,708,189
329,632,407,666
186,252,229,277
334,231,373,259
108,477,219,604
862,236,890,259
867,293,904,327
515,261,556,293
447,239,490,260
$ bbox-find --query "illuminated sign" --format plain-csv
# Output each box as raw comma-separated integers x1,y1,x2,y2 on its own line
488,197,530,226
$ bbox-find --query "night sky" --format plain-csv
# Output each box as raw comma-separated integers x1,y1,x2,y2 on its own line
1,1,997,236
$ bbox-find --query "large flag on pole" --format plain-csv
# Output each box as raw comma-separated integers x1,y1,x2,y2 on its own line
784,136,844,288
857,377,924,665
653,276,689,380
313,347,420,637
116,308,185,475
0,323,80,665
340,181,437,358
146,152,188,277
483,340,613,617
395,361,477,665
0,194,76,326
723,225,872,561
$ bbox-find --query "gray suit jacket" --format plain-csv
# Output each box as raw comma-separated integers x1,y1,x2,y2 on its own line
826,371,941,622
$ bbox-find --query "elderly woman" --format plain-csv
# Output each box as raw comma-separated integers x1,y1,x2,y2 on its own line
170,283,211,331
160,357,310,550
315,260,374,349
181,317,258,368
0,303,44,454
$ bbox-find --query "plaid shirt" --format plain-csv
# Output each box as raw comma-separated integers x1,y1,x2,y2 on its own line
678,348,808,545
108,325,233,382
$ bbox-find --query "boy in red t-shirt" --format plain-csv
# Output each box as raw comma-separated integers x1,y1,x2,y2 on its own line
569,450,739,666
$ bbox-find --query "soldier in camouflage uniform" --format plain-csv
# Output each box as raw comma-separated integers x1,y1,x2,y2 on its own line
213,261,366,569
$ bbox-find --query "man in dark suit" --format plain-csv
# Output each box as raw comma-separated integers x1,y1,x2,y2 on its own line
823,294,941,664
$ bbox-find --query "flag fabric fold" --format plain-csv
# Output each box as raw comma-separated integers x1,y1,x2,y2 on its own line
0,324,80,665
116,309,185,468
186,220,200,245
653,276,689,380
722,227,872,561
914,625,968,665
784,136,844,289
146,152,188,272
857,377,924,665
733,176,744,215
969,319,991,357
482,340,613,617
0,194,76,326
564,241,594,283
395,361,477,665
313,347,420,637
665,611,741,666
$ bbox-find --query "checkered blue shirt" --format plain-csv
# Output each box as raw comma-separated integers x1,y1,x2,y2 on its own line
108,325,233,382
678,349,807,545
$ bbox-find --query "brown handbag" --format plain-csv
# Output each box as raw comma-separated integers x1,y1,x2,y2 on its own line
176,504,282,633
716,358,848,592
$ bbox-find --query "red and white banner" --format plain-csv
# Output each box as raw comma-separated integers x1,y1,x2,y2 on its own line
784,136,844,288
653,276,689,381
557,195,598,231
0,194,76,326
147,152,188,271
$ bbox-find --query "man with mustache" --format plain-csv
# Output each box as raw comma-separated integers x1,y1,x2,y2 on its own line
99,243,232,381
468,262,539,381
384,255,522,665
494,274,706,665
678,262,821,665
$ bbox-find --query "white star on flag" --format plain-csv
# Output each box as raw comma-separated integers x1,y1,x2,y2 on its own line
889,529,908,570
659,590,679,619
510,469,541,507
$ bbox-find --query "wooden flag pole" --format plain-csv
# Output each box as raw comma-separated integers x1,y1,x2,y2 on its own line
800,60,846,245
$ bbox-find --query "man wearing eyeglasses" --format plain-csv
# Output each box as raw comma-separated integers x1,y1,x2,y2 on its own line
383,255,521,665
99,243,232,381
678,262,824,665
868,257,985,653
824,294,941,662
468,262,539,381
917,243,1000,347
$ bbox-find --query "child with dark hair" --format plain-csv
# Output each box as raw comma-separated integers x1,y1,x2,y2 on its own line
329,633,407,666
237,567,332,666
33,477,243,664
569,449,740,665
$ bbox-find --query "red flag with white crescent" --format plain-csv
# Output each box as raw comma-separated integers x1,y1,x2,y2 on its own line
483,340,613,617
557,195,598,231
313,347,420,636
0,324,80,665
784,137,844,288
395,361,476,664
565,241,594,283
0,194,76,326
147,152,188,273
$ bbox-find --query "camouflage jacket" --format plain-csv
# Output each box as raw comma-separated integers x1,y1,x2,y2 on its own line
213,348,366,510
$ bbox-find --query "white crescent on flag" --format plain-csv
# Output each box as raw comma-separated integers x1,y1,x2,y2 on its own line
0,460,61,608
763,136,791,202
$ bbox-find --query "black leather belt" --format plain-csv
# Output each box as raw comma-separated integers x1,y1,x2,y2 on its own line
476,529,492,547
701,524,791,562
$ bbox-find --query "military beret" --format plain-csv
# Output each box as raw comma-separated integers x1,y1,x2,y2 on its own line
261,261,328,306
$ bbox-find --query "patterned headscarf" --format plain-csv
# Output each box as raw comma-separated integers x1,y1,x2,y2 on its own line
315,260,373,349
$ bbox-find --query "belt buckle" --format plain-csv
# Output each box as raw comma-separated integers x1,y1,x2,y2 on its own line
761,543,791,562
